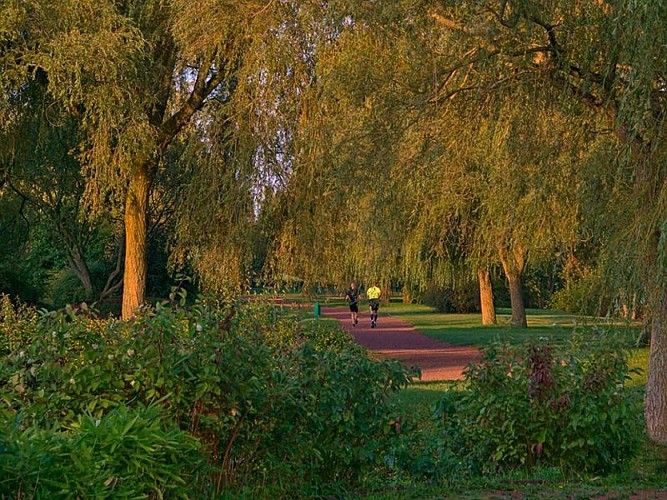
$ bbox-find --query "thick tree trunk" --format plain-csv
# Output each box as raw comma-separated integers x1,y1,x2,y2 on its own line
645,285,667,443
478,267,496,325
122,167,152,319
402,285,413,304
506,270,527,327
498,245,527,328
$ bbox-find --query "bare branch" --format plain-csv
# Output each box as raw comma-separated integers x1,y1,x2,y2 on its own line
428,10,471,33
100,233,125,301
159,52,227,148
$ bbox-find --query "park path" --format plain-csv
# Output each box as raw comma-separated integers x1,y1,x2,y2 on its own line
321,306,482,381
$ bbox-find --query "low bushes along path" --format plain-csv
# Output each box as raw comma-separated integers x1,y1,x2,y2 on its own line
321,306,481,381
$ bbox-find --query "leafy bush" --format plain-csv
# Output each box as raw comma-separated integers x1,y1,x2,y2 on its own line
0,405,208,498
549,270,611,316
421,282,480,313
0,294,39,356
0,297,415,496
436,335,641,474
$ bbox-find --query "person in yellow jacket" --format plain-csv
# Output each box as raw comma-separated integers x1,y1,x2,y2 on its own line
366,282,381,328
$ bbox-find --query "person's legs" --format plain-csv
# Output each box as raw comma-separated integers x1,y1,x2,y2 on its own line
350,304,359,325
369,299,379,327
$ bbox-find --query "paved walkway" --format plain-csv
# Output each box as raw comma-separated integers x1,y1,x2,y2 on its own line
321,306,482,381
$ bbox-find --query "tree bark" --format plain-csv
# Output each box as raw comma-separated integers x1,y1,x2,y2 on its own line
506,270,527,327
100,233,125,302
69,247,94,300
57,220,94,300
478,267,497,325
645,284,667,443
498,245,527,328
402,285,413,304
122,166,152,319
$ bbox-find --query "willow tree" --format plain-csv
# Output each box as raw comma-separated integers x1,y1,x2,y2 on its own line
278,1,586,328
263,18,415,291
404,0,667,443
326,0,667,443
1,1,338,318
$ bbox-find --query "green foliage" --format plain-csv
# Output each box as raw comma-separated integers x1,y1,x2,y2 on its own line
0,405,208,498
0,298,414,495
0,265,40,305
0,294,39,356
421,282,480,314
437,337,642,474
549,270,612,317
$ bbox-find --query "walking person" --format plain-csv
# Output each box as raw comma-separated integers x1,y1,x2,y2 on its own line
366,281,381,328
345,282,360,326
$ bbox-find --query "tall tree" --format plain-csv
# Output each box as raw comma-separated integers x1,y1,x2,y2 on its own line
1,1,338,317
382,0,667,443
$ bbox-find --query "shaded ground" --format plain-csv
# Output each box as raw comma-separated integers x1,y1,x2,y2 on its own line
322,306,482,381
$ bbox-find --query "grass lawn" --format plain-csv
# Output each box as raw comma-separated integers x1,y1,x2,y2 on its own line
384,302,641,347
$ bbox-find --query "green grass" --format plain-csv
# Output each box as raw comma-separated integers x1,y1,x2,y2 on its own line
385,302,640,348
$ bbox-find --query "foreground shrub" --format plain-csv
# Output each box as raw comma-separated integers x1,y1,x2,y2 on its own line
0,294,39,356
0,297,414,496
0,405,208,498
437,335,641,474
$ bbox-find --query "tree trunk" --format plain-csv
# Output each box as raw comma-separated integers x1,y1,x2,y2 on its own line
478,267,496,325
57,221,94,301
100,233,125,301
645,284,667,443
69,248,94,300
402,285,413,304
506,270,527,327
498,245,527,328
122,166,152,319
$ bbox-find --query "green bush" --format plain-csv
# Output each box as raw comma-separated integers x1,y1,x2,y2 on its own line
421,282,480,313
0,294,39,356
0,405,208,498
436,335,641,474
0,297,415,496
549,271,611,316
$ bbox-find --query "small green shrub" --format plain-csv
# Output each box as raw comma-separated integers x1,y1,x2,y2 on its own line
437,335,641,474
0,405,209,498
0,294,39,356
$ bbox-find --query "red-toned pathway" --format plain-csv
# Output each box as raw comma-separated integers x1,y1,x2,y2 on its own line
321,306,481,381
